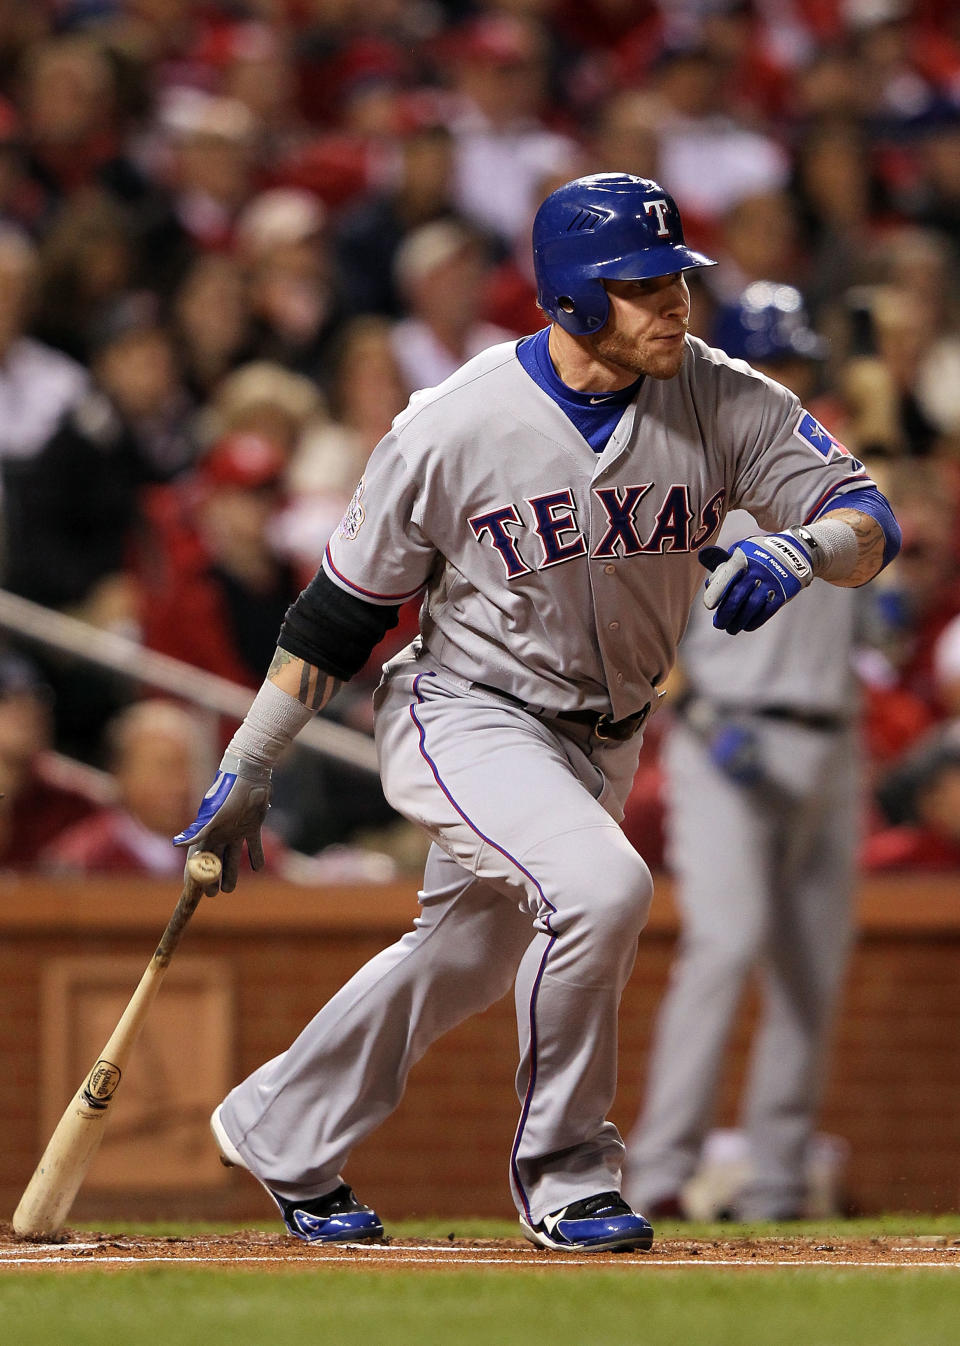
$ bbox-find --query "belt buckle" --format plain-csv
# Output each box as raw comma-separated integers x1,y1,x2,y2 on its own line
594,714,616,741
595,702,651,742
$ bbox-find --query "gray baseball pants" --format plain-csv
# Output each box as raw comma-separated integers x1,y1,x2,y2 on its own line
624,717,857,1218
217,655,651,1225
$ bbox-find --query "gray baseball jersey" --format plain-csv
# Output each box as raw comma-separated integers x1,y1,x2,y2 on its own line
323,335,874,721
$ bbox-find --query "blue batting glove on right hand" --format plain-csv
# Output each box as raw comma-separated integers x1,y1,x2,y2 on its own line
700,530,814,634
173,751,272,892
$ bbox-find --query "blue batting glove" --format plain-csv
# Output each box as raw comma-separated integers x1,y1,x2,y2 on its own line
700,530,814,634
173,751,272,893
708,722,764,786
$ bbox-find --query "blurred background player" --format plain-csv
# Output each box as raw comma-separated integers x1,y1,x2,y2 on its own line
625,284,862,1221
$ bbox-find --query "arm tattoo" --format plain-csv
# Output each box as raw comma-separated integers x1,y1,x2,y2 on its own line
298,662,342,712
267,648,296,676
268,648,342,710
821,507,885,587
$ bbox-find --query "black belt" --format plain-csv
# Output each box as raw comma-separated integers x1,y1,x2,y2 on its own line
753,704,847,734
553,705,651,741
473,683,651,742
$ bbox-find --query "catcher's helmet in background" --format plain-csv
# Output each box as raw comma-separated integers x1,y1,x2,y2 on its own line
532,173,716,336
711,281,829,364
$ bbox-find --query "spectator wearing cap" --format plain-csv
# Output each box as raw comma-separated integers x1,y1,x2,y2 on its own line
235,186,349,389
389,217,513,394
0,651,102,869
156,88,262,255
440,13,581,250
205,21,305,160
139,430,300,689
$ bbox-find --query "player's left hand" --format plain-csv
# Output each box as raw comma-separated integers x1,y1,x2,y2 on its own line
172,751,272,893
699,530,814,634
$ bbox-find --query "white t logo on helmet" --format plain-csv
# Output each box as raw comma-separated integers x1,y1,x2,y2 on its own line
643,199,671,236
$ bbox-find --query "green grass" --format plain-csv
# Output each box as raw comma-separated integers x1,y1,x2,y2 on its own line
3,1220,959,1346
2,1266,960,1346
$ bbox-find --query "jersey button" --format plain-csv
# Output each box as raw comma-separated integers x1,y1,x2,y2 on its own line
608,621,620,632
603,564,615,575
616,672,624,685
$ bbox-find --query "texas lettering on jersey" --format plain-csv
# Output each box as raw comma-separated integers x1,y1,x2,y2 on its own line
469,485,726,578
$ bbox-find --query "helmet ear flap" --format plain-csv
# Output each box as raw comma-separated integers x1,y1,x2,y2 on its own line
549,281,610,336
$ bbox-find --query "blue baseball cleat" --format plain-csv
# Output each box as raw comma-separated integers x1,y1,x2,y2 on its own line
521,1191,653,1252
211,1105,384,1244
269,1183,385,1244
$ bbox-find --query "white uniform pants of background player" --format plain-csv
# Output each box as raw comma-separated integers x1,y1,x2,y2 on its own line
217,654,651,1226
624,716,857,1220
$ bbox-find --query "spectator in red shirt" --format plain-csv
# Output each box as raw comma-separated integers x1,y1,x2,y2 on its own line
140,429,300,689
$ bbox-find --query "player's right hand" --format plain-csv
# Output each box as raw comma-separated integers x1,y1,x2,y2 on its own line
173,751,272,893
699,530,814,634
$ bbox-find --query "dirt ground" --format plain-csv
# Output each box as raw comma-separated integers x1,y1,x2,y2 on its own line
2,1223,959,1271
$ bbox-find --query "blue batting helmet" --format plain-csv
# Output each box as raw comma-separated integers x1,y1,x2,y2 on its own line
532,173,716,336
711,282,829,364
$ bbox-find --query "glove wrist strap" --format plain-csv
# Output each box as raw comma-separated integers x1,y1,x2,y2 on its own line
220,750,274,783
794,518,858,580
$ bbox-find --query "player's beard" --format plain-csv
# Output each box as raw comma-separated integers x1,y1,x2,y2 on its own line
589,325,688,381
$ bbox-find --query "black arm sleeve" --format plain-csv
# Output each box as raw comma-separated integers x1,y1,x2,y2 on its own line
278,568,402,681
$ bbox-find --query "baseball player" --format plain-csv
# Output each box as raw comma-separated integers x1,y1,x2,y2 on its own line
624,283,865,1221
173,175,900,1252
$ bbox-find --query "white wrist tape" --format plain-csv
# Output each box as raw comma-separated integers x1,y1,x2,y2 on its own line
227,679,314,768
796,518,859,581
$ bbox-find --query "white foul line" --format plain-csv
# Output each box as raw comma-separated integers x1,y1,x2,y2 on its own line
1,1252,959,1270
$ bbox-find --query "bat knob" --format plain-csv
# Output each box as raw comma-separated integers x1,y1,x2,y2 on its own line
187,851,223,888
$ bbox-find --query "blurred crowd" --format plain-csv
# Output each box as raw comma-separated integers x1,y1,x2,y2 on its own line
0,0,958,876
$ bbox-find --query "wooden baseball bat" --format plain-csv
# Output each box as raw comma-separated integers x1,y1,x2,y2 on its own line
12,850,222,1241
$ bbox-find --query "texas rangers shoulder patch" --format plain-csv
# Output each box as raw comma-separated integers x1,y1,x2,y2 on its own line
338,478,365,540
794,410,859,466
